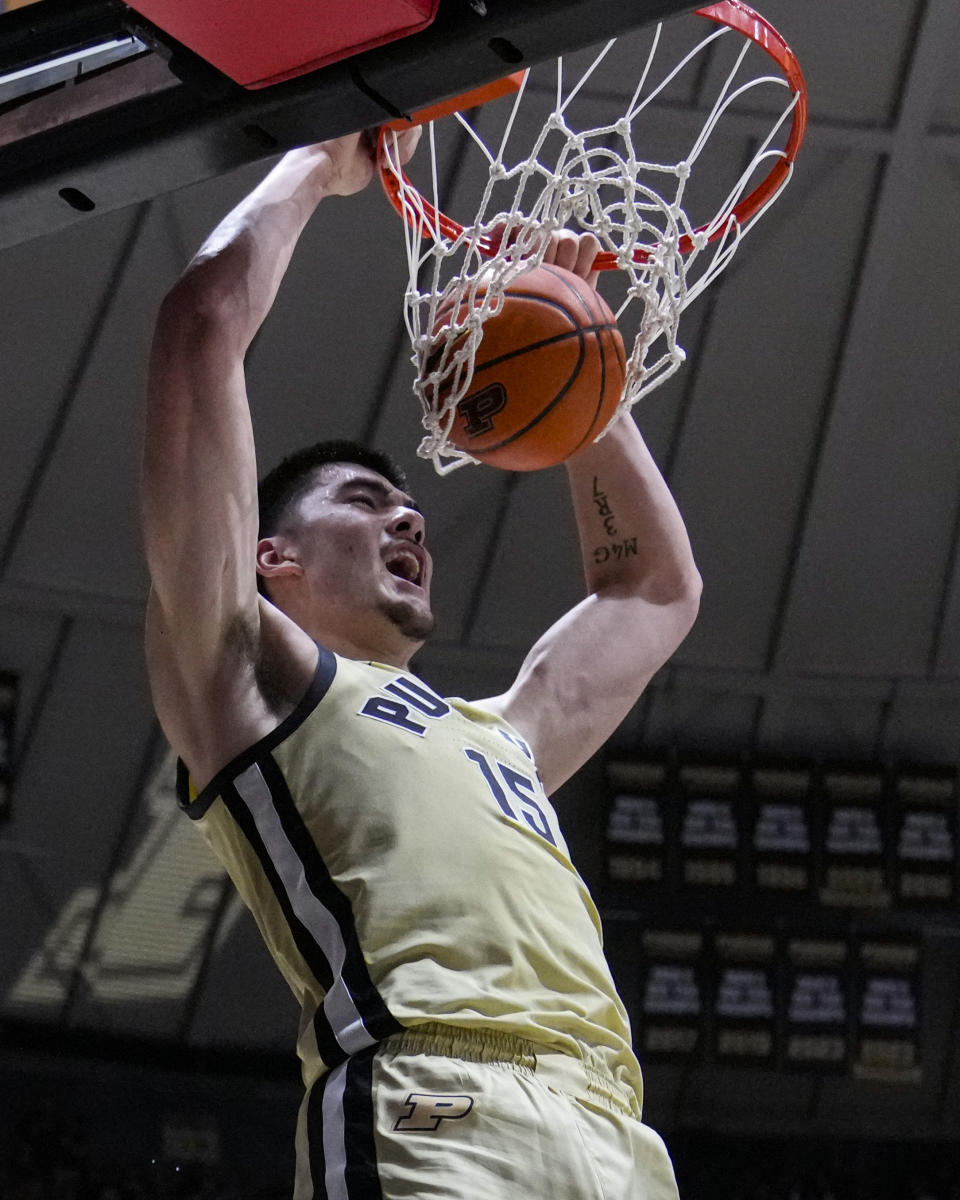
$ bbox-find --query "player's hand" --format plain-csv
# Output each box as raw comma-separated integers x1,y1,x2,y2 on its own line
378,123,423,173
543,230,601,289
311,125,422,198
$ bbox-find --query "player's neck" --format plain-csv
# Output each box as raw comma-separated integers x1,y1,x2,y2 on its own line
302,619,418,670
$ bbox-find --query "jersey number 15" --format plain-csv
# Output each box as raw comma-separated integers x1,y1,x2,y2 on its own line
464,748,557,847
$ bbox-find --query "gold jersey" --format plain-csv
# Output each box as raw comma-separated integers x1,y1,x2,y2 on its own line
179,648,643,1106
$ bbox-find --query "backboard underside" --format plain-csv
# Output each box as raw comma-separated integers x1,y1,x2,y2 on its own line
0,0,697,249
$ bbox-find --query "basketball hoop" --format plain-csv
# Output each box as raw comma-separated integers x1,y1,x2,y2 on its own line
379,0,808,473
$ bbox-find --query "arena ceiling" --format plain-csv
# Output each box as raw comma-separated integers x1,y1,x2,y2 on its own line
1,0,959,1144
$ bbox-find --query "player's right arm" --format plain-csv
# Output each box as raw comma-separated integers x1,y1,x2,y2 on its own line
142,135,408,785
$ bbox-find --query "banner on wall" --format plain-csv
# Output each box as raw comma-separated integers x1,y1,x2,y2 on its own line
819,768,890,908
892,769,956,906
605,759,670,889
711,931,778,1067
635,928,705,1062
782,935,851,1072
853,938,922,1084
749,763,815,899
676,762,742,893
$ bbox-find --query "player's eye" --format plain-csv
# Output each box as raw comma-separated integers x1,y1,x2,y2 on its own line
347,494,376,508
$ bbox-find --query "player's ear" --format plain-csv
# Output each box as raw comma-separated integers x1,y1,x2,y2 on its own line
256,536,303,583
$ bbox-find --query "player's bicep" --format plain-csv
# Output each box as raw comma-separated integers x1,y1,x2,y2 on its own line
484,588,697,793
145,589,296,786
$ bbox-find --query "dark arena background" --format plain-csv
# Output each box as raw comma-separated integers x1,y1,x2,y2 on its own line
2,0,959,1197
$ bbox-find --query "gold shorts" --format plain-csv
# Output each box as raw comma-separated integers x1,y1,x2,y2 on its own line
295,1024,680,1200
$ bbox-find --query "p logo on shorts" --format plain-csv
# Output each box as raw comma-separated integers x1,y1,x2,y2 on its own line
394,1092,474,1131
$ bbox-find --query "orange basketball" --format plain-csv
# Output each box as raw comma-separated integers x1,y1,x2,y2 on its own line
431,264,626,471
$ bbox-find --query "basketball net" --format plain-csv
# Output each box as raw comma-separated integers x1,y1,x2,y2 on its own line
379,1,808,473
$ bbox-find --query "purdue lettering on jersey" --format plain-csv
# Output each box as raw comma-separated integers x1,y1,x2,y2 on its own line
358,672,451,736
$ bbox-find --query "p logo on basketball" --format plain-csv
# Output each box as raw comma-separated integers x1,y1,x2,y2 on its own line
394,1092,474,1131
457,384,506,437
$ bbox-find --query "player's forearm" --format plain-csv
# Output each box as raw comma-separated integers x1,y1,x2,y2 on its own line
565,413,702,606
164,145,344,352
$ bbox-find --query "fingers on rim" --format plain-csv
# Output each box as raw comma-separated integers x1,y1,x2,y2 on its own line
576,233,601,277
548,229,580,271
547,230,600,280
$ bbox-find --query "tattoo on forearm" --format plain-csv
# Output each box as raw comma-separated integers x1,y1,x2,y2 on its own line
592,476,618,537
591,476,638,563
593,537,639,564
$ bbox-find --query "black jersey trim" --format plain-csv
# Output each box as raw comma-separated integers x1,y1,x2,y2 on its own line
218,755,401,1067
342,1049,382,1199
257,754,403,1045
307,1070,329,1199
218,777,333,987
308,1052,382,1200
216,773,350,1069
177,645,337,819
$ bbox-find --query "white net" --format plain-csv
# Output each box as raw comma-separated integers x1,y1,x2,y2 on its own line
381,5,805,473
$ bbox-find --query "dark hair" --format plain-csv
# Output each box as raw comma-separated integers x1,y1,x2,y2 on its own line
257,439,408,539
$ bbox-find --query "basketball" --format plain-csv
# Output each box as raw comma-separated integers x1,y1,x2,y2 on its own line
430,264,626,471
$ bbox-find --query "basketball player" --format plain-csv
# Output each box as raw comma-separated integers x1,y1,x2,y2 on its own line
142,129,700,1199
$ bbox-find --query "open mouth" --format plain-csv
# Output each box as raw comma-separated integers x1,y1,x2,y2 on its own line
385,547,423,587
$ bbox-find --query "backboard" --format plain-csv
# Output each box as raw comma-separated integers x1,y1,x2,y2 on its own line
0,0,697,249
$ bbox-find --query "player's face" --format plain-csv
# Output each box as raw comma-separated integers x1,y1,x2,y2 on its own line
289,464,435,646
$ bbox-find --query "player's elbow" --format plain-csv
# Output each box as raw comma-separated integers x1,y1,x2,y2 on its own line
599,562,702,637
642,561,702,618
644,563,702,647
678,564,703,617
156,259,254,354
675,566,702,637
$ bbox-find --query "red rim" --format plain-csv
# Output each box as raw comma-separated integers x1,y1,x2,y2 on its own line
378,1,808,269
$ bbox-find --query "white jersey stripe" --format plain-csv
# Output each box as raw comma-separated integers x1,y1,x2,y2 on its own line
235,762,376,1057
321,1061,350,1200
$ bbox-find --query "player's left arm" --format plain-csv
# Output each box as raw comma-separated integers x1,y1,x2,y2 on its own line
484,236,702,795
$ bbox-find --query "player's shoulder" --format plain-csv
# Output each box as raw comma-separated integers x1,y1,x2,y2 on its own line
454,694,535,757
148,594,320,791
463,692,512,727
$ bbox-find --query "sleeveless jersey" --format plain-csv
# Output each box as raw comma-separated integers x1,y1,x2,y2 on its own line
178,647,644,1106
